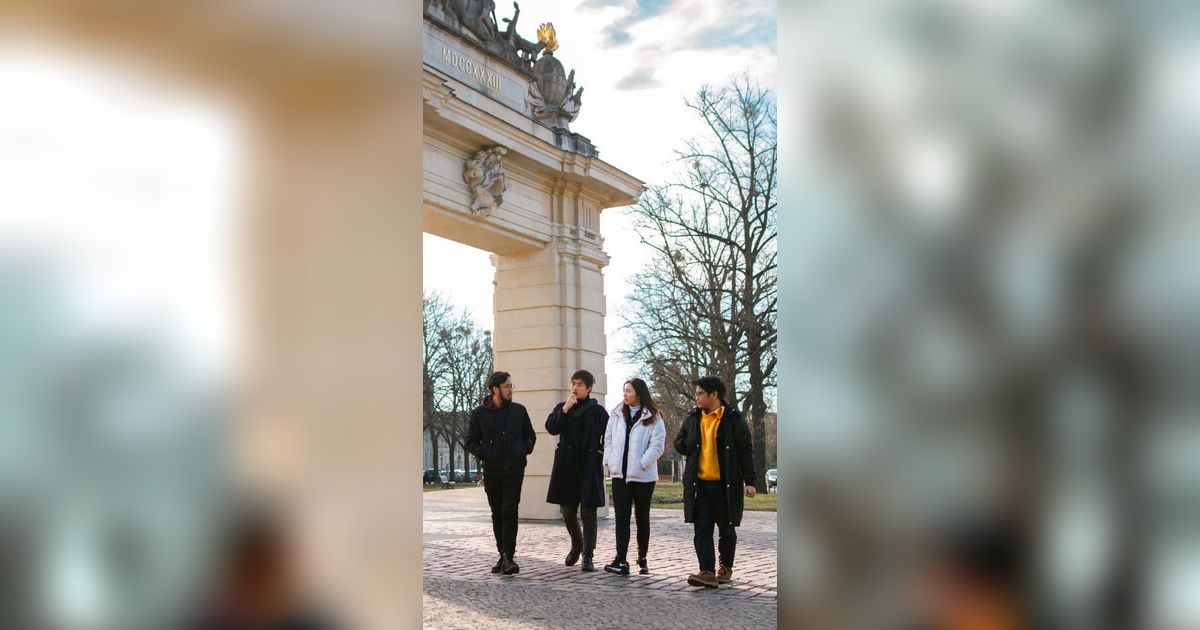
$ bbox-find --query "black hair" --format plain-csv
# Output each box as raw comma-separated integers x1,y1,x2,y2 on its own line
692,376,726,401
625,377,660,426
486,371,511,393
571,369,595,389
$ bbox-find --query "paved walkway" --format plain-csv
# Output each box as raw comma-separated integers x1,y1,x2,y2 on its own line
422,487,777,629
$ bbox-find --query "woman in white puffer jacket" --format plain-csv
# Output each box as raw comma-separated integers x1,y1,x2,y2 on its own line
602,377,667,575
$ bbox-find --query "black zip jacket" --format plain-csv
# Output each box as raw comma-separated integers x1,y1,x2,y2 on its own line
465,395,536,475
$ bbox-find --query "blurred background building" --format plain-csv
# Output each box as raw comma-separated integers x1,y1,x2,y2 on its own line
0,1,423,627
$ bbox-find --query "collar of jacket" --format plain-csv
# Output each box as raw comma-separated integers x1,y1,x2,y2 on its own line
610,404,652,423
689,404,739,423
566,396,597,418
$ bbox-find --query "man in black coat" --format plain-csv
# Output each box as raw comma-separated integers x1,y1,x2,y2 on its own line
545,369,608,572
466,371,536,575
673,376,756,588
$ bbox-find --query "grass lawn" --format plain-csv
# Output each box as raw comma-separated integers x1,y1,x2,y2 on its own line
607,480,776,512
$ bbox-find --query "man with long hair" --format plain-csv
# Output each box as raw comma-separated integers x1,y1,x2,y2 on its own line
465,371,536,575
545,369,609,572
674,376,756,588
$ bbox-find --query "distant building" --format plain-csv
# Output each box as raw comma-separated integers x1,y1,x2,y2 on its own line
422,428,474,473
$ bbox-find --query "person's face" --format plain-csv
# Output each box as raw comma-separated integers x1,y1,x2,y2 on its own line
570,379,591,400
694,387,718,411
493,378,513,402
623,383,639,406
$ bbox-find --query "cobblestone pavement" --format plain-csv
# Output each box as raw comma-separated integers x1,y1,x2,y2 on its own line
423,487,777,629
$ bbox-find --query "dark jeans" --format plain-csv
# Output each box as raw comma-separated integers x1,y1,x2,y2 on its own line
612,478,655,562
560,503,598,556
693,480,737,572
483,470,524,556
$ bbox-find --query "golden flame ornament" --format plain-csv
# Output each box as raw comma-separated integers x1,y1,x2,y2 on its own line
537,22,558,54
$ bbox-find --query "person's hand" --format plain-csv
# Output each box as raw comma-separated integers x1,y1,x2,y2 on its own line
563,393,577,412
745,486,756,498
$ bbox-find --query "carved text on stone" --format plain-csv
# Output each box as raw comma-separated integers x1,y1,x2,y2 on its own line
441,46,502,91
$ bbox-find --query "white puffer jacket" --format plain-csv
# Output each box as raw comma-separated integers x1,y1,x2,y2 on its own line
603,404,667,483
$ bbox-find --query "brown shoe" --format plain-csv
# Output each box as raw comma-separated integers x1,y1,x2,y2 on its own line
687,570,719,588
717,563,732,583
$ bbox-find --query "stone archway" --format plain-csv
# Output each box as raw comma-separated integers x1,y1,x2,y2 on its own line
423,7,643,519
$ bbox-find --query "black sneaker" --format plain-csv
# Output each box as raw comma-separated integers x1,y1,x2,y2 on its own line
501,554,520,575
581,555,595,572
603,559,630,575
637,558,649,574
491,555,503,574
564,548,581,566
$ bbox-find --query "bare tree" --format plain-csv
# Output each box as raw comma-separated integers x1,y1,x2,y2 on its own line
644,357,697,481
622,75,777,492
423,292,455,474
438,315,493,478
423,292,494,480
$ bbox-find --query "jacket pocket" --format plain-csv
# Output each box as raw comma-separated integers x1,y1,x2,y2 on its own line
638,447,654,471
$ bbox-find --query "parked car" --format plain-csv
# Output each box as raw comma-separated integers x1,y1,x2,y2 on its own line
766,468,778,491
423,469,438,485
440,469,469,483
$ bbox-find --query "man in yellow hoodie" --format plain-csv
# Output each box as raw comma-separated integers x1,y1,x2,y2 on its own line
673,376,756,588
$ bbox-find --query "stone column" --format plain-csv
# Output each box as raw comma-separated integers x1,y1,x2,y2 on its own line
492,236,609,520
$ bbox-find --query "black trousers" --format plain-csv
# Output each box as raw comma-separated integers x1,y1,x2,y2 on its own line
612,478,655,562
483,470,524,556
693,480,737,572
560,503,598,556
